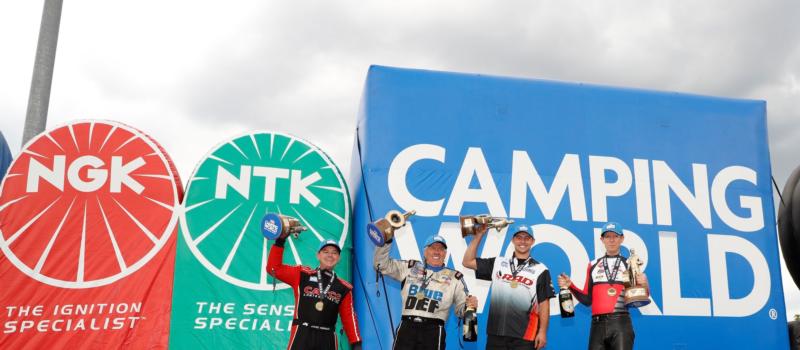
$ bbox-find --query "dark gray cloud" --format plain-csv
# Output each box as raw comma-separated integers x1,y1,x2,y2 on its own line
154,1,800,193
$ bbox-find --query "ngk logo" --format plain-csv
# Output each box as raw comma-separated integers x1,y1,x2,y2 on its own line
0,120,182,289
26,155,146,194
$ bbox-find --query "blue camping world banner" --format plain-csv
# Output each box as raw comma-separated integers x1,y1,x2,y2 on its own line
349,65,788,349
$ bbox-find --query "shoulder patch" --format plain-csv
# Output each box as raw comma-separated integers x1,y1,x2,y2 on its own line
300,266,315,274
338,278,353,289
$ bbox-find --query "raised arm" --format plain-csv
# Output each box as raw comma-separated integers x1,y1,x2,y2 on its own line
373,240,410,282
266,237,300,286
462,225,488,270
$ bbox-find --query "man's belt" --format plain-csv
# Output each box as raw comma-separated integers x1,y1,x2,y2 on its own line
401,315,445,326
292,319,332,331
591,312,630,322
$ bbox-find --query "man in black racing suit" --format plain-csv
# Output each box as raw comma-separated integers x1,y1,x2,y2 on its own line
268,237,362,350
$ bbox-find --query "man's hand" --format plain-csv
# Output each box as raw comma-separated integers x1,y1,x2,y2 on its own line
534,331,547,349
557,273,571,289
475,223,489,236
466,295,478,310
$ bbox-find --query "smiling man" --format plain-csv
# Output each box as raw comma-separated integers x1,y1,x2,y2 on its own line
374,234,478,350
268,237,362,350
557,222,648,350
463,223,555,350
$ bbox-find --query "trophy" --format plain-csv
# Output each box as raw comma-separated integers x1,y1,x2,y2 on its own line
622,249,651,307
459,215,514,237
367,210,416,246
261,213,307,240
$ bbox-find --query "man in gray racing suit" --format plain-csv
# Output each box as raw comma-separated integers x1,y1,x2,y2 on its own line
375,234,478,350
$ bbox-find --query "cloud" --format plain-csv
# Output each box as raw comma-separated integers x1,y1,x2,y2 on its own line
1,0,798,315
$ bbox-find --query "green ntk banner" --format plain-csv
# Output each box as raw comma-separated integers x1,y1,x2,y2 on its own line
169,132,353,349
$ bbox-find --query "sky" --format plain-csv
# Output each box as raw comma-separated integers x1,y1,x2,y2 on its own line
1,1,798,320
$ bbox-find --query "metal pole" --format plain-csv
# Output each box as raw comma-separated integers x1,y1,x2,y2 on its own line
22,0,64,147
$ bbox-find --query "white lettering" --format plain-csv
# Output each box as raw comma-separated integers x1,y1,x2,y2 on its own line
708,234,769,316
509,152,587,221
659,231,711,316
388,144,446,216
711,166,764,232
443,148,506,217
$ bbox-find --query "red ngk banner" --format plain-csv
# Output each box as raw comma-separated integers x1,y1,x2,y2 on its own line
0,121,183,349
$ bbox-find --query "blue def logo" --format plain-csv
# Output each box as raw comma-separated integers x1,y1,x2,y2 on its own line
261,213,283,240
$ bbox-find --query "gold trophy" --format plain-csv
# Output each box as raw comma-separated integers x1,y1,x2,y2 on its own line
367,210,416,246
622,249,651,307
459,215,515,237
261,213,307,240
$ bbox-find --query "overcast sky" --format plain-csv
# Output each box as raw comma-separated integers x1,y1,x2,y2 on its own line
1,1,798,319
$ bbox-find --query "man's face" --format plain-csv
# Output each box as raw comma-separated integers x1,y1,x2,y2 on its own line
512,233,534,254
317,246,341,270
601,231,624,254
423,243,447,267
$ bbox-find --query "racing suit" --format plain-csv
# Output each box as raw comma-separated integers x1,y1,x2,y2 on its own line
267,237,361,350
475,255,555,349
568,254,635,350
374,241,469,350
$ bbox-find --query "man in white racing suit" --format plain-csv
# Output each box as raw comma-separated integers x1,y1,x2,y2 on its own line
463,223,555,350
374,234,478,350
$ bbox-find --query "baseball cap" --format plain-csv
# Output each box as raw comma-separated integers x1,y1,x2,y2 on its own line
318,239,341,253
424,235,448,249
601,222,623,236
511,224,534,239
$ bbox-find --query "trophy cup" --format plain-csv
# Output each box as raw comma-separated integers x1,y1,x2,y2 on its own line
459,215,515,237
261,213,307,240
367,210,416,246
622,249,651,307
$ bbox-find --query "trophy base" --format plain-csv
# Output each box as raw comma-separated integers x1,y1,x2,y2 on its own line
624,287,651,308
367,222,392,246
460,216,476,237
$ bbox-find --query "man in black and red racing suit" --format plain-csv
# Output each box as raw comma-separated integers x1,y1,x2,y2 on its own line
268,236,362,350
558,222,649,350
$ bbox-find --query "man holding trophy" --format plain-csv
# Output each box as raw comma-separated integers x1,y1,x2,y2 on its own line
557,222,649,350
263,213,363,350
369,210,478,350
462,219,555,350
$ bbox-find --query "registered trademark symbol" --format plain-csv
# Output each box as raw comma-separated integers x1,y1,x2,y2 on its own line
768,308,778,320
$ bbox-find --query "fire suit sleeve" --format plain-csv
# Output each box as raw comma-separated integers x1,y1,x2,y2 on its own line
536,270,556,303
373,241,410,282
475,257,496,281
267,238,300,287
569,262,593,305
453,273,469,318
338,289,362,344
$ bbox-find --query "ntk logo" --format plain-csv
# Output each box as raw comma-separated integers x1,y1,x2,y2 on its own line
180,131,351,291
